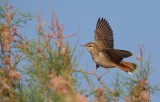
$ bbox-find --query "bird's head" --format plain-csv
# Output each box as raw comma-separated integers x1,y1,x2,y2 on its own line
81,42,99,54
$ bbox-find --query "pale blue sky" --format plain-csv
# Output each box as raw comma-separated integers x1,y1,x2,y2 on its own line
9,0,160,101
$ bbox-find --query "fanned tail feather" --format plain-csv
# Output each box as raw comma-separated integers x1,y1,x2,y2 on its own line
116,61,137,73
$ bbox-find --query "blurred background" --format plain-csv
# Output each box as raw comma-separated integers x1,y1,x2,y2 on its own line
0,0,159,101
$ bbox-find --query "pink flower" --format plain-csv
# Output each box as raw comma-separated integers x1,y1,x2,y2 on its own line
8,70,21,80
77,94,89,102
136,54,141,62
12,26,18,34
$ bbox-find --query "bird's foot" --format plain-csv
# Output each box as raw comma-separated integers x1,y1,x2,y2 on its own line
96,64,99,69
95,64,100,74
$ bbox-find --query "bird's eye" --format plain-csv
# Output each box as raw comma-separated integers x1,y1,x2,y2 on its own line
87,45,92,47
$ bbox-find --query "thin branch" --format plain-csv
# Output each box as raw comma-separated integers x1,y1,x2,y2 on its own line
53,33,77,39
74,69,118,102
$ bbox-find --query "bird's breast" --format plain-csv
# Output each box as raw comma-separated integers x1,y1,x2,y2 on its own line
93,52,115,68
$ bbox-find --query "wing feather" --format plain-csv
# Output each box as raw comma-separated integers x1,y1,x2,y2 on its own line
94,18,114,49
102,49,132,64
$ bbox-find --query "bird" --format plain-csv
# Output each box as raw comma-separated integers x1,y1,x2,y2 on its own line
82,18,137,73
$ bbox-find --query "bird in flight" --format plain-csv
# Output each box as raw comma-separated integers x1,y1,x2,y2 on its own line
82,18,137,73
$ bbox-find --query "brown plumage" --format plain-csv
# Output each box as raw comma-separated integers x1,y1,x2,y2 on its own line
83,18,137,73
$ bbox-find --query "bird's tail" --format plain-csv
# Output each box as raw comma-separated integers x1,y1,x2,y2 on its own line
116,61,137,74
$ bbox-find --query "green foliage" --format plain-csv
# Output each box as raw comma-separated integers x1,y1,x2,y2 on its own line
0,1,31,27
0,1,159,102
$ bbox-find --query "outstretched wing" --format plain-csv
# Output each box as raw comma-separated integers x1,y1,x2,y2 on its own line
94,18,114,49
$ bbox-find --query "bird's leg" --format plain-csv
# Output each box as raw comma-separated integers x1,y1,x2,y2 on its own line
98,69,109,81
